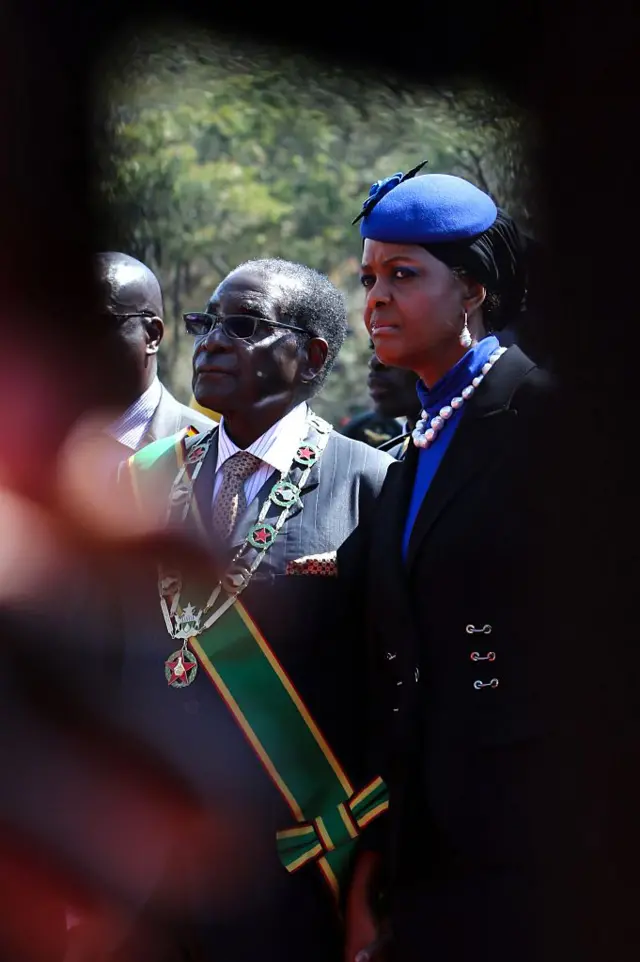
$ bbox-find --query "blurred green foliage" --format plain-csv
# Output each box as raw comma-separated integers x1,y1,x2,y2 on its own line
96,30,534,423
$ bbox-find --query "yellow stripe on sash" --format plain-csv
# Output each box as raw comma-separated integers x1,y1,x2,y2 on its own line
337,802,360,840
235,604,354,797
357,800,390,828
286,844,324,873
189,634,304,821
318,858,340,900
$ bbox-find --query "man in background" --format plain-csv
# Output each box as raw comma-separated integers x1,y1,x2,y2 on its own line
97,251,213,454
340,346,419,452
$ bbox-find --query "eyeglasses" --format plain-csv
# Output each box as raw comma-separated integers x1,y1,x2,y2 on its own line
183,312,309,341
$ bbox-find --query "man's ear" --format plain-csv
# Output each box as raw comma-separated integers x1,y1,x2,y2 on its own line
144,317,164,356
300,336,329,384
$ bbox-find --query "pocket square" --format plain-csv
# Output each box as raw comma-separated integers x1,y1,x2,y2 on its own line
285,552,338,576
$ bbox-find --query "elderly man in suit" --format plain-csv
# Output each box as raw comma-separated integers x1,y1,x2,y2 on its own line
67,257,392,962
97,252,213,451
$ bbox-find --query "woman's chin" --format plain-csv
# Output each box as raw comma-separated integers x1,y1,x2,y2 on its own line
372,344,412,371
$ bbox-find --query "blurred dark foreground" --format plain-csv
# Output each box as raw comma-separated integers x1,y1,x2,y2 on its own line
1,1,639,960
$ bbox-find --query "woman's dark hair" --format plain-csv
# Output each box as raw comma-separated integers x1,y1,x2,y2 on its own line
421,210,528,331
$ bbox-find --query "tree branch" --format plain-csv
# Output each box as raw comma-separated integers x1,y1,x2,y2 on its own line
459,147,493,196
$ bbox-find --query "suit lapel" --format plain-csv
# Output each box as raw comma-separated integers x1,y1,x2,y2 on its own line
189,426,219,541
227,431,322,555
369,453,415,634
376,454,414,584
229,471,284,553
406,345,535,571
367,455,422,721
405,410,515,568
144,385,179,445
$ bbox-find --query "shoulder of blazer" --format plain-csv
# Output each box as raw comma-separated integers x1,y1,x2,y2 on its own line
173,399,215,435
464,345,550,420
327,429,395,472
149,384,214,440
507,359,555,421
322,432,394,510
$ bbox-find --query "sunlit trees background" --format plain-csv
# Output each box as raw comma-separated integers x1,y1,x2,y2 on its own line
96,30,534,423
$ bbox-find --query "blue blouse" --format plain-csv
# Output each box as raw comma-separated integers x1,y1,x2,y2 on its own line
402,335,500,559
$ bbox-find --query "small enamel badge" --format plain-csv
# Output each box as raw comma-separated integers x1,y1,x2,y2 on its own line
294,444,318,467
186,444,208,464
270,480,301,509
165,648,198,688
247,522,277,549
173,603,202,640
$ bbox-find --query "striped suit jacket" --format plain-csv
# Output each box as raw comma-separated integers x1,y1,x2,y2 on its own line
92,417,393,962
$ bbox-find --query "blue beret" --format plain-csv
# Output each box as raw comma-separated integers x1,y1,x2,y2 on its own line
358,173,497,244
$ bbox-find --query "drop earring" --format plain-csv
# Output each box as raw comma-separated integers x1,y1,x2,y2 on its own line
460,310,472,349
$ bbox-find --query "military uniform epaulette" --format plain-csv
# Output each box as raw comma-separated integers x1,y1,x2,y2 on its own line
364,426,396,446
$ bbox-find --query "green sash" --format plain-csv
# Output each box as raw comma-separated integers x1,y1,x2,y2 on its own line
124,428,389,900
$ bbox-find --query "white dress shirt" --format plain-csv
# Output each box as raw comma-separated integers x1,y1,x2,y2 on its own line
213,402,309,509
106,376,162,451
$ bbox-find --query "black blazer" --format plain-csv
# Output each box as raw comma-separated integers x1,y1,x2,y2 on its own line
365,346,574,962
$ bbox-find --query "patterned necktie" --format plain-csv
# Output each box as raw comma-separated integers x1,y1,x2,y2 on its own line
212,451,261,541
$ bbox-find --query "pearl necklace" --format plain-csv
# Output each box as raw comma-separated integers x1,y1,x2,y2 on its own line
411,346,508,450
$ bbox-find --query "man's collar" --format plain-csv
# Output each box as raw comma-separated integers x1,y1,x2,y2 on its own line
135,376,162,411
216,402,309,474
105,376,162,449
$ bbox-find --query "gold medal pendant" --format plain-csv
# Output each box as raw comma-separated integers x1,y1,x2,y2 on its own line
165,647,198,688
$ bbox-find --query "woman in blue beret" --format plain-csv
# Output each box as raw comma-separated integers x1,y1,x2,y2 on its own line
345,165,559,962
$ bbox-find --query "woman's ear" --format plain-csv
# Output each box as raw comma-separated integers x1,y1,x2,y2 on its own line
459,276,486,316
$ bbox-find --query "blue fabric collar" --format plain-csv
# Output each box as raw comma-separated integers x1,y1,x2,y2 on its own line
416,335,500,416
